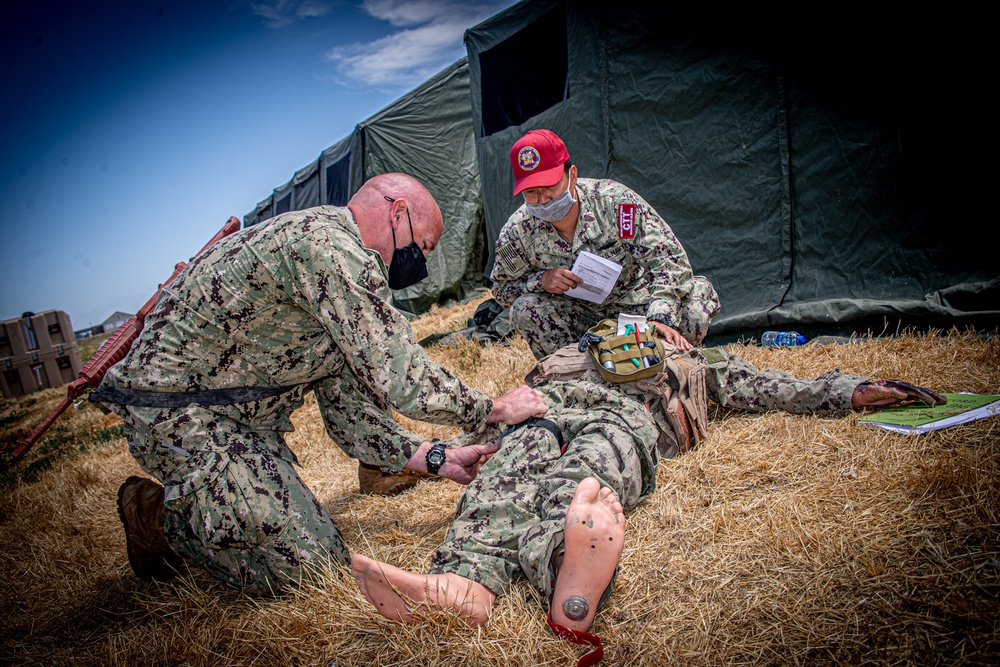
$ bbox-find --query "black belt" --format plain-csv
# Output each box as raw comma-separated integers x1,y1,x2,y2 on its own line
501,416,566,453
90,384,297,408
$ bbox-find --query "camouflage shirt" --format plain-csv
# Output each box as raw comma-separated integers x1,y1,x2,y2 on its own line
101,206,493,460
490,178,702,326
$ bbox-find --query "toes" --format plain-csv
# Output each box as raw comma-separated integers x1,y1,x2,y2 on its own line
573,477,602,503
597,486,621,509
571,478,624,515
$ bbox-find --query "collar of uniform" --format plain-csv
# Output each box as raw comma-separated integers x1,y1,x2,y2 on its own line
571,178,603,251
340,205,366,244
370,251,389,280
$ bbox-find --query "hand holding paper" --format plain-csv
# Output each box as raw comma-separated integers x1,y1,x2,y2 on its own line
563,251,623,304
541,267,584,294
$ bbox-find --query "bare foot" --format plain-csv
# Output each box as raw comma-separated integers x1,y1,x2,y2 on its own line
550,477,625,631
351,554,496,626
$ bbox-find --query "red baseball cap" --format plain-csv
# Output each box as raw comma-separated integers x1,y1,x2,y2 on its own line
510,129,570,196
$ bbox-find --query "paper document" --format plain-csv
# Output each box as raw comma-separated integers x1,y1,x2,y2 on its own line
563,251,623,304
616,313,648,336
857,392,1000,434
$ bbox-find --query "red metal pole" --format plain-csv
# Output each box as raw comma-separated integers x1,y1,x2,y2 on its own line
8,216,241,464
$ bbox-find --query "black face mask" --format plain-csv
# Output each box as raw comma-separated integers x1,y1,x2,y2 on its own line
385,196,428,290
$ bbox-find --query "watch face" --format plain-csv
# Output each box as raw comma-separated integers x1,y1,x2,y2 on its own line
427,443,446,473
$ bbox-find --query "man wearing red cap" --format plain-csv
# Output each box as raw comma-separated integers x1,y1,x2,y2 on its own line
490,128,721,359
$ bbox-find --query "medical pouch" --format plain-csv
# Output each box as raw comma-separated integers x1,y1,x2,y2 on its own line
584,319,666,383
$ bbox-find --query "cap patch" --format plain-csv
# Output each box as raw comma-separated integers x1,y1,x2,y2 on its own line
518,146,541,172
618,203,636,239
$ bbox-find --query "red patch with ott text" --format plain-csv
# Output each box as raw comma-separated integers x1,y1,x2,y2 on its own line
618,203,636,238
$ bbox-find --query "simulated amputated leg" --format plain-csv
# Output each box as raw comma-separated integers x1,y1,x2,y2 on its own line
351,554,497,626
549,477,625,632
354,383,650,640
516,409,651,603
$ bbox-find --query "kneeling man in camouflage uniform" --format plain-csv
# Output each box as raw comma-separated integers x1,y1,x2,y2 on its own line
92,173,548,595
491,129,721,359
352,338,942,661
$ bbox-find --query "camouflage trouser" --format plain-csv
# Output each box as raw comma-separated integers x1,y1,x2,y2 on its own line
699,347,864,415
429,380,658,602
111,403,350,595
426,350,863,604
510,276,720,359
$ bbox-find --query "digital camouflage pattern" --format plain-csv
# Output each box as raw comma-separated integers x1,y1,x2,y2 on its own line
98,205,495,593
429,376,657,601
428,348,865,601
696,347,863,415
490,178,721,358
115,401,348,594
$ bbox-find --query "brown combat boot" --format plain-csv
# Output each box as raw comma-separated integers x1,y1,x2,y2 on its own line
117,476,182,580
358,461,433,496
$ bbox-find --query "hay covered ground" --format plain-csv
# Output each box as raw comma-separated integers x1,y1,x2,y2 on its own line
1,296,998,666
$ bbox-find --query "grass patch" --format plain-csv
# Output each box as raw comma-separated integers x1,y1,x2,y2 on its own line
0,300,998,666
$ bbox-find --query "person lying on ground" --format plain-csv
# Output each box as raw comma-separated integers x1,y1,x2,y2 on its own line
352,335,944,664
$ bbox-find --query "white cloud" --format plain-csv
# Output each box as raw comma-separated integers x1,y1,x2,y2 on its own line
361,0,485,27
327,0,515,88
251,0,336,29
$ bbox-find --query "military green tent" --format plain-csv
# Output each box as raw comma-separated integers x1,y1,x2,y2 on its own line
465,1,997,342
244,58,486,317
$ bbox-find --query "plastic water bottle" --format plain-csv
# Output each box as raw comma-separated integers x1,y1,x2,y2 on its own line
761,331,806,347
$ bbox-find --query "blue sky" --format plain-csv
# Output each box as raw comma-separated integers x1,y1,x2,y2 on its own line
0,0,516,329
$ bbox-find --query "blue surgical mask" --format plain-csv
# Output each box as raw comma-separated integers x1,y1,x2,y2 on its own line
525,183,576,222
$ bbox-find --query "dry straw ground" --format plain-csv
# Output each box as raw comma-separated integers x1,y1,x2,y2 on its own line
1,296,998,666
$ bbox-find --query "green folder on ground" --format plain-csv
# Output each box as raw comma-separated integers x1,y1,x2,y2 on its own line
858,393,1000,434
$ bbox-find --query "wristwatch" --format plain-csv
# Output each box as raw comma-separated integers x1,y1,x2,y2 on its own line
426,441,447,475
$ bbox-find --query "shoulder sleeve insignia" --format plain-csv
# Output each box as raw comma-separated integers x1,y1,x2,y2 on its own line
495,242,527,276
618,203,636,239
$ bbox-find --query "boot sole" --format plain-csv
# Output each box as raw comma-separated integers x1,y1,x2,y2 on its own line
117,476,179,581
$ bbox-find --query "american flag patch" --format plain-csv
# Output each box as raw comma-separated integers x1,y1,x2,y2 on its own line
496,242,527,274
618,203,636,238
